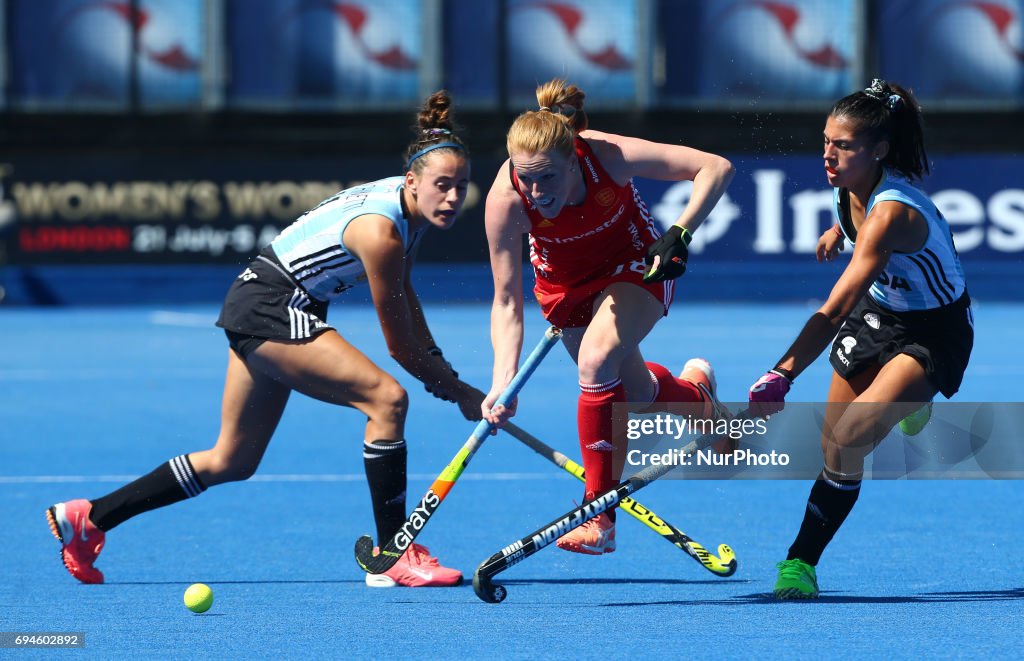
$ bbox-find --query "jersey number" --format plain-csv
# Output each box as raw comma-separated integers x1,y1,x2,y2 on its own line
611,259,647,276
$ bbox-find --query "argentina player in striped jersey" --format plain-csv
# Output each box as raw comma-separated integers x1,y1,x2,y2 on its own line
45,91,483,589
748,80,974,599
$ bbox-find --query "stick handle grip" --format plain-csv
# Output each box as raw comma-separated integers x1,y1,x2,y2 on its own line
468,326,561,441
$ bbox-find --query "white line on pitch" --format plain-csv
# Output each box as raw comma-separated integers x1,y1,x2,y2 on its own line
0,368,219,380
0,472,558,485
149,311,218,327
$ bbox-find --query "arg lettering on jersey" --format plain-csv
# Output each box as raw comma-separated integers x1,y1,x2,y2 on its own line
877,271,912,291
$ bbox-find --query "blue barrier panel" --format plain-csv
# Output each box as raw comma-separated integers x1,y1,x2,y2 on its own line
879,0,1024,103
2,153,1020,304
633,155,1024,264
660,0,855,104
505,0,637,106
227,0,421,108
3,258,1020,306
442,0,499,106
8,0,202,110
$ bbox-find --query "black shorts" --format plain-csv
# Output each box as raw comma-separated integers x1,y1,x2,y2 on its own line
829,292,973,398
215,248,333,359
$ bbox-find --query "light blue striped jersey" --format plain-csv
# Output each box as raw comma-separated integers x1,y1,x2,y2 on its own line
268,177,423,301
834,173,966,312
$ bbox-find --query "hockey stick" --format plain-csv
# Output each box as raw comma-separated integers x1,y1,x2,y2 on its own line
474,409,752,603
355,326,562,574
502,421,737,577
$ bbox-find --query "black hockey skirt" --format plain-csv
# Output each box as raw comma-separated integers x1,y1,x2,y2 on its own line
829,291,973,398
216,248,333,359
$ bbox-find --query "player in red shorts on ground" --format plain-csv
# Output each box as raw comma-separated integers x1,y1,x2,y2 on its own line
481,79,735,555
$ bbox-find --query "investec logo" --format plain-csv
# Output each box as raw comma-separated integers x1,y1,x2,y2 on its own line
651,168,1024,255
393,490,440,550
541,204,626,245
531,491,621,548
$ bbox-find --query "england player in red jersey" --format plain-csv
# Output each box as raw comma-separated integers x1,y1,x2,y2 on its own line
481,79,735,554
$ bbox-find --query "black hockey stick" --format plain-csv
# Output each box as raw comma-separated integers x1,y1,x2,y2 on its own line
502,421,737,576
355,326,562,574
474,409,752,603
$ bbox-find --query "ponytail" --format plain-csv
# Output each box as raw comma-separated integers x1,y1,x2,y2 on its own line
506,78,588,159
404,90,468,173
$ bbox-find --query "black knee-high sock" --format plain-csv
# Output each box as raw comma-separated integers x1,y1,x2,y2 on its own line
363,440,407,544
89,455,207,532
787,466,862,565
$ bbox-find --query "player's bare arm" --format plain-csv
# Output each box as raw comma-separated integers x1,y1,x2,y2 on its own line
584,129,735,236
774,203,908,378
482,161,530,423
347,214,463,394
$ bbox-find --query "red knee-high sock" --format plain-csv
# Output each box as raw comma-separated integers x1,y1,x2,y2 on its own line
578,379,625,512
645,362,702,404
646,361,732,453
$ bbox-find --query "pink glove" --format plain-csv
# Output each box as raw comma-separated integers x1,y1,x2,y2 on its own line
749,369,792,417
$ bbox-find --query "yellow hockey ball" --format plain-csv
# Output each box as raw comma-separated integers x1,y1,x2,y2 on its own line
184,583,214,613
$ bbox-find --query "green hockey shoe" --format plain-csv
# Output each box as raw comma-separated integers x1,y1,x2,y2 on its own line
899,402,933,436
774,558,819,600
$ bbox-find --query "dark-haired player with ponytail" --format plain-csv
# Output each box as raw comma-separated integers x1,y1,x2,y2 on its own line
481,79,734,555
46,91,482,588
748,80,974,599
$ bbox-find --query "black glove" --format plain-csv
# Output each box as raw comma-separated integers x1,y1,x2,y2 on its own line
424,346,458,402
643,226,691,283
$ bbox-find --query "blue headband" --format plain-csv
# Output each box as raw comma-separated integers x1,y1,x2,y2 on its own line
406,141,464,171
